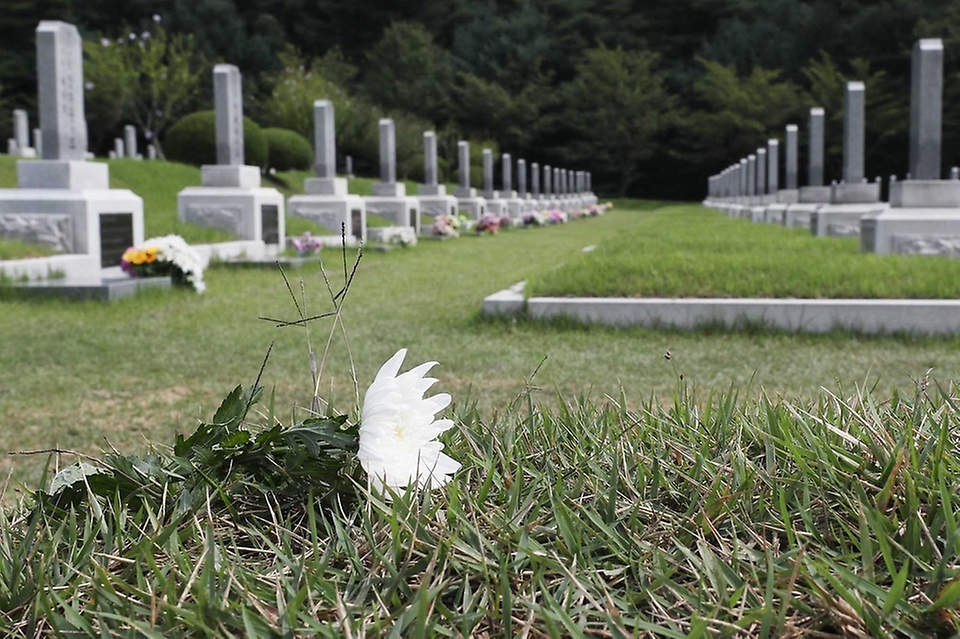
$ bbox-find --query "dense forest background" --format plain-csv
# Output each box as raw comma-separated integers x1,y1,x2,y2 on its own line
0,0,958,198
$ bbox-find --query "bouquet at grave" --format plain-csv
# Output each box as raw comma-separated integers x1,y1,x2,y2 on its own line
548,209,568,224
522,211,547,227
498,215,513,229
121,235,206,293
455,212,476,233
587,203,611,217
292,232,322,256
431,214,460,238
475,213,501,235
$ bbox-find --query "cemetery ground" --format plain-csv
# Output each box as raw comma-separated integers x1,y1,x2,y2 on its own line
1,160,960,633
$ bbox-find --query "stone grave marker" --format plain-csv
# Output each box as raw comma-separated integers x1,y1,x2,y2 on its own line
364,117,420,235
812,82,883,237
288,99,366,244
453,140,486,219
178,62,285,252
0,20,145,284
417,130,457,218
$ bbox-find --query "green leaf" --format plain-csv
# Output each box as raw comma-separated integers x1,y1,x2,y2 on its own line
927,578,960,612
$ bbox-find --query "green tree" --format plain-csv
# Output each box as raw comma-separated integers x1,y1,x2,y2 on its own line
84,23,202,158
564,46,676,196
260,48,380,176
363,21,454,124
687,57,803,168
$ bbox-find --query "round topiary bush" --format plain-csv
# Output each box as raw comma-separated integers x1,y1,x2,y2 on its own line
262,128,313,171
163,110,268,169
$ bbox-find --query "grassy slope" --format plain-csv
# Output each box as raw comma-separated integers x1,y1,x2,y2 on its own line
528,204,960,299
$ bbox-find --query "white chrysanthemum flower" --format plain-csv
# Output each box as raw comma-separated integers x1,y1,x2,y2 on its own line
359,349,461,494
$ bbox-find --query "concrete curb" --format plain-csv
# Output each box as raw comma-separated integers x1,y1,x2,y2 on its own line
483,282,960,335
482,281,526,317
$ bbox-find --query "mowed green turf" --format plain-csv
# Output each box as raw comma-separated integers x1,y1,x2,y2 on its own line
3,198,960,492
528,204,960,299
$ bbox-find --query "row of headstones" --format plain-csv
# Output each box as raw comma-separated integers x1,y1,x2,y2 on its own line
703,38,960,257
7,111,156,161
178,62,598,249
0,19,597,279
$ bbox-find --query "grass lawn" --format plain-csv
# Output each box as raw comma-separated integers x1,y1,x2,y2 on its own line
1,381,956,635
528,204,960,299
1,169,960,632
3,198,960,489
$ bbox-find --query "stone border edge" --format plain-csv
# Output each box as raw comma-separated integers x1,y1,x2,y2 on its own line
482,282,960,336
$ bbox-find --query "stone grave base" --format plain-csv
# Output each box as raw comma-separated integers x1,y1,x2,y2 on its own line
776,189,800,206
193,240,280,267
178,187,285,247
518,197,537,216
485,199,507,217
0,253,98,282
364,196,420,236
750,203,773,223
811,203,887,237
0,188,144,273
582,193,599,207
861,209,960,255
8,272,170,301
763,203,788,225
417,194,458,219
538,197,560,212
783,203,824,230
367,226,418,246
504,198,525,219
287,194,366,243
456,197,487,220
725,203,747,218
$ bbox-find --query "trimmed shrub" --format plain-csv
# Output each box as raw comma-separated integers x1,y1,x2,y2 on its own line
163,110,268,169
262,127,313,171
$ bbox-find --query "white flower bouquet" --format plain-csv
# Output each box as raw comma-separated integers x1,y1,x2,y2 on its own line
121,234,206,293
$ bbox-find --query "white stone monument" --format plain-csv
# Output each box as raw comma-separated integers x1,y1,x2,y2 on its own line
500,153,524,219
810,82,885,236
416,130,458,220
540,164,560,211
32,127,42,159
516,158,536,216
763,125,799,224
749,147,772,222
12,110,36,158
784,107,832,228
364,118,420,236
862,38,960,256
287,99,366,245
124,124,142,160
177,64,285,253
453,140,486,219
530,161,546,212
481,148,506,216
0,21,144,275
